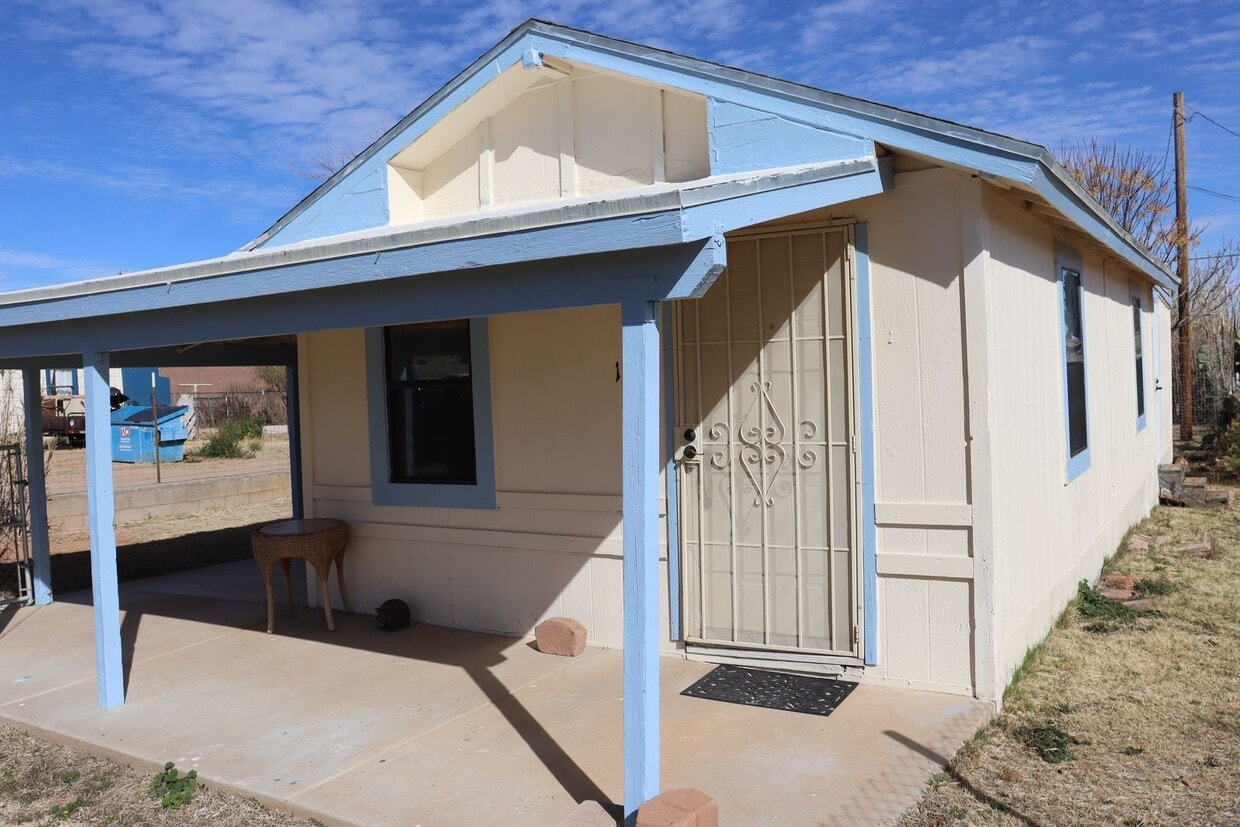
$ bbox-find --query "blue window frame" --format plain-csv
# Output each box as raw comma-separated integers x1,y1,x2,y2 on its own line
1133,292,1147,432
1057,243,1090,482
364,319,496,508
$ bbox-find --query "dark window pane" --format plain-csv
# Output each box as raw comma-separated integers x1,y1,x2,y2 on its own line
384,320,477,485
1062,268,1088,457
1133,299,1145,418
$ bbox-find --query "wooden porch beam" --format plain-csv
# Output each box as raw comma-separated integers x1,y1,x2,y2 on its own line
621,299,661,822
83,348,124,709
21,370,52,606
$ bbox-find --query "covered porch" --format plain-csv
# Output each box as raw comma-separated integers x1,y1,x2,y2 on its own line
0,561,990,825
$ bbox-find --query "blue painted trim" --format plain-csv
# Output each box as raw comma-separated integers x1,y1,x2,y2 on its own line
83,349,124,709
661,303,682,642
365,320,497,509
0,241,724,361
621,299,661,821
22,371,52,606
707,99,870,174
855,224,879,667
1056,242,1091,484
287,359,304,520
0,343,297,372
43,370,53,396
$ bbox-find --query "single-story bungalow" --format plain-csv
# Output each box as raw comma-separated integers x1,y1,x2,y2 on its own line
1,19,1173,818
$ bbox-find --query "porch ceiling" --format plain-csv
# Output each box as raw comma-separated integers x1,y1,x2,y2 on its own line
0,157,884,365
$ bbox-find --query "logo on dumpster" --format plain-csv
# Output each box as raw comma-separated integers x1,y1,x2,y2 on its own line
120,427,130,436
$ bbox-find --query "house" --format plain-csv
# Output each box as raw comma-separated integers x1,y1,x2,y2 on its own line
0,20,1172,818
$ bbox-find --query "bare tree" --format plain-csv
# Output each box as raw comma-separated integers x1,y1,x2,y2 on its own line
1058,138,1238,329
1059,138,1240,429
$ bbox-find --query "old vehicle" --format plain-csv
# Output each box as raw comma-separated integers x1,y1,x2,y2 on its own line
41,388,129,446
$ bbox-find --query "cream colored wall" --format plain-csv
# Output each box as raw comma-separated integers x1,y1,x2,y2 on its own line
851,177,976,696
1155,297,1174,463
387,67,708,223
982,187,1160,685
298,308,674,650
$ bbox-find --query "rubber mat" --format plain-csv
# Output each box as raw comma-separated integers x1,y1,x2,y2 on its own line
680,664,857,716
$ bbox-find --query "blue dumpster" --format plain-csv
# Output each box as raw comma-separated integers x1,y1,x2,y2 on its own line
110,405,189,463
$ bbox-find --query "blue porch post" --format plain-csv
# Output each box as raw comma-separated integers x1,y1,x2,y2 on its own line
83,348,124,709
22,370,52,605
621,299,661,822
286,360,304,520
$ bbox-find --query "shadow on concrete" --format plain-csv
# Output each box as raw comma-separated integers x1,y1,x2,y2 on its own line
0,603,18,637
50,522,266,594
884,730,1042,826
64,575,616,813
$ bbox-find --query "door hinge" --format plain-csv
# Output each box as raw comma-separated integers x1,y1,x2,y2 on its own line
852,624,859,646
850,435,857,454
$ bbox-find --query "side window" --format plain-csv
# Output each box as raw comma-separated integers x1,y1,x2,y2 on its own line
1057,243,1090,481
1133,294,1146,430
365,319,496,508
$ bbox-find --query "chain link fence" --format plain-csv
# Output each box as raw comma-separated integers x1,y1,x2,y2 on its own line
177,389,288,433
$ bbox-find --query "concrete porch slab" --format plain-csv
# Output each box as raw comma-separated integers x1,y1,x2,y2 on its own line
0,562,991,825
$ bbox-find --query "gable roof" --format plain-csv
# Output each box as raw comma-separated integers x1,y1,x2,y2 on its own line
247,18,1174,290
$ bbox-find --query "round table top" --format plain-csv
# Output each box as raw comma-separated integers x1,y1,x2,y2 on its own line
258,518,344,537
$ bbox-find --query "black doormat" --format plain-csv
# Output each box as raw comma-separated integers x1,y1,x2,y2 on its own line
680,664,857,717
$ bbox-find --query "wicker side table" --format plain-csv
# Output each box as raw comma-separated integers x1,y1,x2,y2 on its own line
251,517,352,633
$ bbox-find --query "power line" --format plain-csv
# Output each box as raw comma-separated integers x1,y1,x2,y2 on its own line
1188,184,1240,204
1188,107,1240,141
1190,251,1240,261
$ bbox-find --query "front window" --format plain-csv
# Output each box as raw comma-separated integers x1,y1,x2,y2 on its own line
384,320,477,485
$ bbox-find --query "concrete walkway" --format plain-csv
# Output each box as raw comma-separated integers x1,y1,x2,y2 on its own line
0,563,991,825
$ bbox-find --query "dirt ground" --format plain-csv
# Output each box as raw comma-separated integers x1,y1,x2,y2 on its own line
900,493,1240,827
40,436,292,593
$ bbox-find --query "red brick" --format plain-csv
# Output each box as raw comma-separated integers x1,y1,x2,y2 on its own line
636,789,719,827
1173,542,1215,556
1101,575,1143,592
1123,598,1155,612
1098,587,1137,601
535,617,588,657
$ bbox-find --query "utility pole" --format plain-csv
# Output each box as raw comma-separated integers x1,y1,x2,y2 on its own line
1175,91,1193,441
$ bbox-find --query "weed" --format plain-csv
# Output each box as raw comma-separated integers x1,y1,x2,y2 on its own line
1136,578,1175,597
49,796,87,818
57,772,78,785
1122,746,1144,756
1084,620,1123,634
151,762,198,809
1014,723,1082,763
1076,580,1136,621
1203,755,1223,768
949,805,967,819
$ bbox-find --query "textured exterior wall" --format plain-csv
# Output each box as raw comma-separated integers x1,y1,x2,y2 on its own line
298,309,673,651
983,187,1160,685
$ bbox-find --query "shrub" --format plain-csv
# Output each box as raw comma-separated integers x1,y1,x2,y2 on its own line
151,762,197,809
195,419,262,459
1220,415,1240,476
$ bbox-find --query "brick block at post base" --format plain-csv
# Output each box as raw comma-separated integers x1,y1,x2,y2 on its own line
535,617,588,657
636,789,718,827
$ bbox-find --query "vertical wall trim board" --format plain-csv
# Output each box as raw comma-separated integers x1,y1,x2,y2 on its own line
959,180,1000,706
479,119,494,208
83,348,124,709
22,370,52,605
650,88,666,184
621,299,662,819
557,77,576,197
662,302,682,641
854,224,879,667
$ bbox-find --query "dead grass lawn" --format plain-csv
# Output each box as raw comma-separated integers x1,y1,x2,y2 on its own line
0,725,316,826
901,495,1240,826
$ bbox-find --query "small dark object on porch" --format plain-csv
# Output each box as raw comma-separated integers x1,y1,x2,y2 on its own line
376,598,411,631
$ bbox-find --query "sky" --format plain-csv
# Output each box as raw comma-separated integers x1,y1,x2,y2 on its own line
1,0,1238,291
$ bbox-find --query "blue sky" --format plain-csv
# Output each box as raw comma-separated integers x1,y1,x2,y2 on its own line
2,0,1238,290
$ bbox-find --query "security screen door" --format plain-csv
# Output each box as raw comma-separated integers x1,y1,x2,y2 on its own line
677,226,860,657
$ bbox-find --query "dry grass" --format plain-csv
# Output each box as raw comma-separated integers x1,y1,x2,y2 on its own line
901,495,1240,827
0,725,316,826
